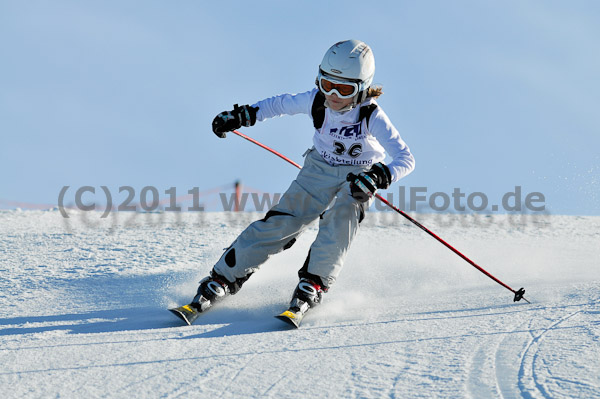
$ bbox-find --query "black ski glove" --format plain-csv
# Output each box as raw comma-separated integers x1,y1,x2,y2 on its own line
346,162,392,203
212,104,259,138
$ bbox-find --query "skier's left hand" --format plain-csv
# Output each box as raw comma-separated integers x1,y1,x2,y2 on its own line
346,162,392,202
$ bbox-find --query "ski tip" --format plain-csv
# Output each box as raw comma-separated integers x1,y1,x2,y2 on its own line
279,310,298,319
275,311,301,328
275,315,300,328
169,307,194,326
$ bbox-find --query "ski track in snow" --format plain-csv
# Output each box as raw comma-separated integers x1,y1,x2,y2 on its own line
0,210,599,398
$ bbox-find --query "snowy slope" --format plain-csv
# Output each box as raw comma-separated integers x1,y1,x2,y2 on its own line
1,210,599,398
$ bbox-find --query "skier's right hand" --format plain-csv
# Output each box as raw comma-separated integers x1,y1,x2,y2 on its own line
212,104,259,138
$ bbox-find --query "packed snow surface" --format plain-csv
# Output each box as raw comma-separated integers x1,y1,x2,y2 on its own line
1,210,599,398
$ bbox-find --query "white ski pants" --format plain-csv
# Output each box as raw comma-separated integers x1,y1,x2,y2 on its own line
213,148,373,288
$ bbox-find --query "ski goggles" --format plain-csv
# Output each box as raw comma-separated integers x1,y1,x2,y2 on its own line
318,75,360,99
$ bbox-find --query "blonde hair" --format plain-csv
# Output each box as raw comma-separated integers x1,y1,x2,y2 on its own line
367,86,383,99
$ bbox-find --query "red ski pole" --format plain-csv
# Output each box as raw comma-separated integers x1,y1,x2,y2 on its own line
231,130,530,304
232,129,302,169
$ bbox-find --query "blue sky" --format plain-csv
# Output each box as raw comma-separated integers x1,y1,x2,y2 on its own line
1,1,599,215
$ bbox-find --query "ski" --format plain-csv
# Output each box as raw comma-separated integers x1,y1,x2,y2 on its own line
169,304,201,326
275,308,306,328
170,303,310,328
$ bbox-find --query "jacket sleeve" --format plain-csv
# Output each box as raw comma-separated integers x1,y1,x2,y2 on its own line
252,89,318,122
369,107,416,182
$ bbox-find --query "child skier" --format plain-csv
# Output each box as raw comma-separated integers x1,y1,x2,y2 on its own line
175,39,415,326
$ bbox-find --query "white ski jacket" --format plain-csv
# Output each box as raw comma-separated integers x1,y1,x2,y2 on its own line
253,88,415,183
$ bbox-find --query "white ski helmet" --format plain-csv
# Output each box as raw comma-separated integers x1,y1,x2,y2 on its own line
317,39,375,103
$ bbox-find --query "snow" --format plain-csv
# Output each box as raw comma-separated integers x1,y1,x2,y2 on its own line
1,210,599,398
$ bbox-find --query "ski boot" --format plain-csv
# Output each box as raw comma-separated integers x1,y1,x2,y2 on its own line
276,278,325,328
170,271,249,325
190,271,232,312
